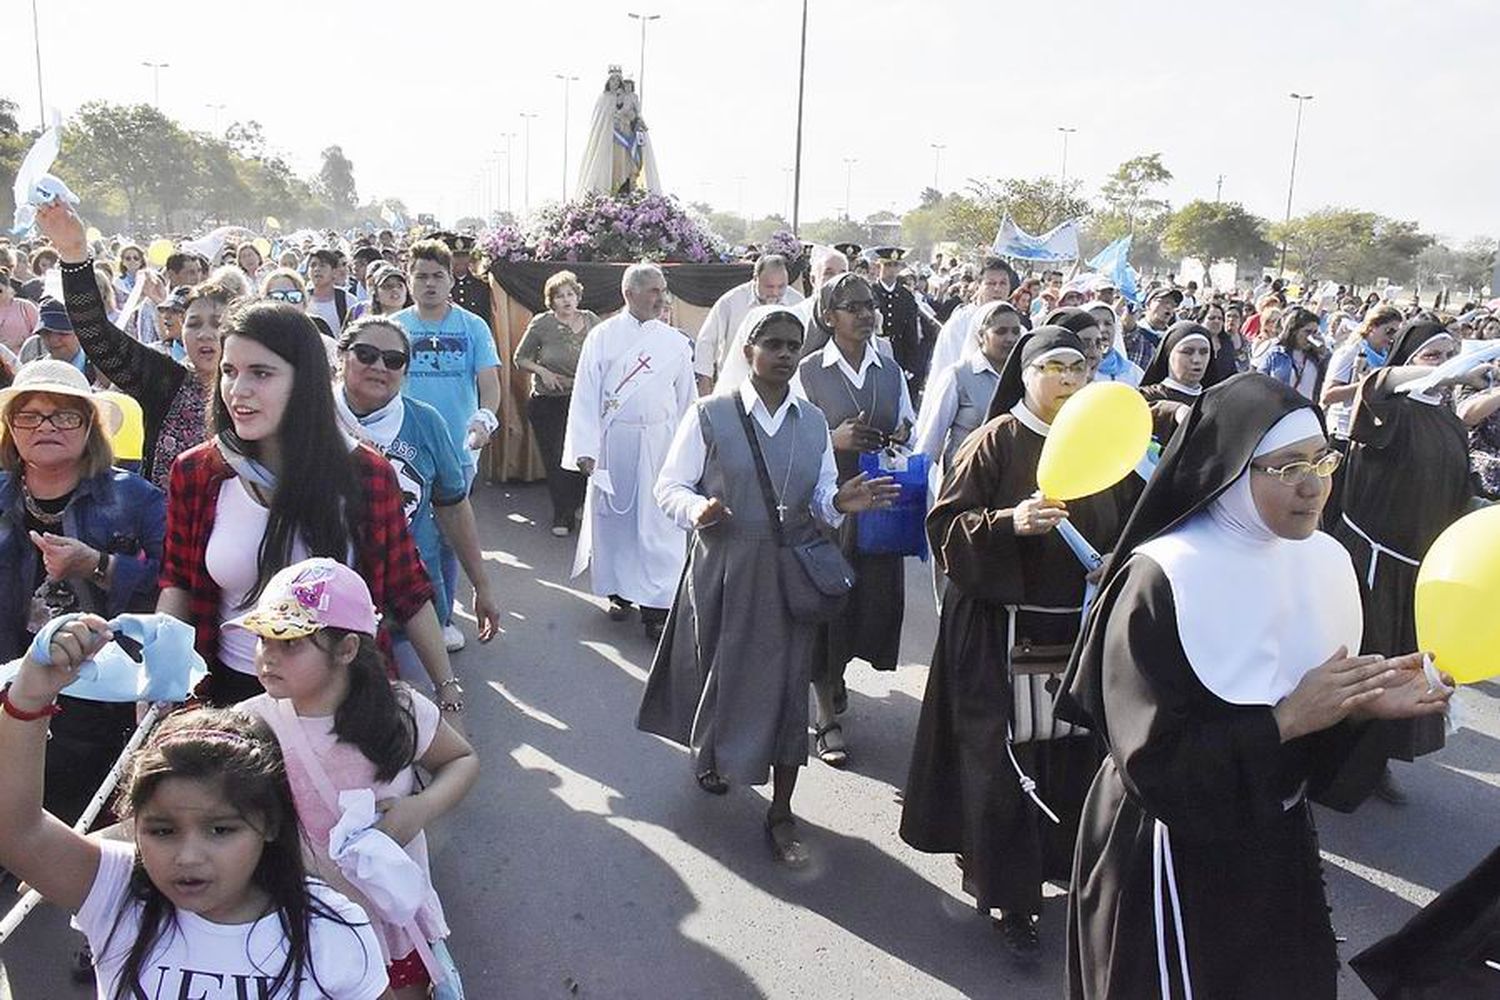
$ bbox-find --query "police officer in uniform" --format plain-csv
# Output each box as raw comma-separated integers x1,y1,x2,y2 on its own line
868,246,931,396
435,231,494,328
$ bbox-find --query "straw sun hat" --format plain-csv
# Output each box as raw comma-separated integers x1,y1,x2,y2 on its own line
0,359,124,435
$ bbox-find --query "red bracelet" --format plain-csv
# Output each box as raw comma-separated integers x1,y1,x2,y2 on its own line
1,684,62,722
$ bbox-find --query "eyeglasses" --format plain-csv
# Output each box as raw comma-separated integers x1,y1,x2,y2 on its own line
9,409,89,431
835,299,876,314
1252,450,1342,486
349,343,410,370
1030,360,1089,378
266,289,305,304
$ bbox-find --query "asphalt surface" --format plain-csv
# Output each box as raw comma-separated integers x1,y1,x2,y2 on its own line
2,480,1497,999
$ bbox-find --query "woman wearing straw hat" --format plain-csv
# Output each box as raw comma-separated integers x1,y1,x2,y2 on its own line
0,359,165,828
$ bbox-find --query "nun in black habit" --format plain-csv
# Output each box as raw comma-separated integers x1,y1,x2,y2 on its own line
1138,320,1224,441
1329,318,1479,775
900,327,1141,957
1059,373,1453,1000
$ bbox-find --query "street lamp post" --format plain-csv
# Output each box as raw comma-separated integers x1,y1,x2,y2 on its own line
1056,126,1077,188
791,0,808,234
500,134,516,216
1279,92,1314,276
627,12,661,106
929,142,946,190
555,74,578,201
30,0,44,126
843,157,857,220
141,61,170,109
519,113,539,214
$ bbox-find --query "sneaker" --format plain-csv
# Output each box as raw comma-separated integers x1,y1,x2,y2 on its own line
443,624,466,652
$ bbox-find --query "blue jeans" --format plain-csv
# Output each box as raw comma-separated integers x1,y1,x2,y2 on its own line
440,464,479,624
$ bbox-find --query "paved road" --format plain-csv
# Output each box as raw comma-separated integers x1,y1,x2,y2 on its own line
3,480,1497,998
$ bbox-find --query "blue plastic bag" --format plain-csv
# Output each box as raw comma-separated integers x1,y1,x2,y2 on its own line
856,450,929,559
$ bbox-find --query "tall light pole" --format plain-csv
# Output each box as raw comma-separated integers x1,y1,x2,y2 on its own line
929,143,946,190
1215,173,1225,203
627,12,661,106
791,0,808,234
500,134,516,216
1279,92,1314,276
519,112,539,214
30,0,44,126
555,74,579,201
141,61,170,109
204,103,226,134
843,157,857,220
1057,126,1077,188
782,167,794,222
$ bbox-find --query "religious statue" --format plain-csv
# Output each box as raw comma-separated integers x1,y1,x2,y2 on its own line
576,66,663,199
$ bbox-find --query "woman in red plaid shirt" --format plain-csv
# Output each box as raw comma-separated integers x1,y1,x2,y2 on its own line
157,300,465,723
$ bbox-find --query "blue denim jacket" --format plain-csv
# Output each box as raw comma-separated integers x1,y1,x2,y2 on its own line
0,468,166,660
1253,345,1325,401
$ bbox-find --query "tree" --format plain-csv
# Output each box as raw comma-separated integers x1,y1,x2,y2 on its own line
1099,153,1173,237
317,144,358,220
917,186,943,209
705,211,747,245
1269,208,1432,287
801,216,872,246
1161,200,1274,268
62,102,189,227
0,97,34,226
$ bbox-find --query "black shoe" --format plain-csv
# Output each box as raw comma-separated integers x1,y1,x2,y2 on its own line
696,770,729,795
607,596,634,622
1374,766,1408,806
995,913,1040,962
71,941,95,984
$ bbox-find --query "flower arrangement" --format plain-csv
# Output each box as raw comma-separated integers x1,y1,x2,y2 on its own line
762,228,805,265
482,191,728,264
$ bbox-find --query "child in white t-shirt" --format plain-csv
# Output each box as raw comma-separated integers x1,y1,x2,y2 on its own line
0,616,391,999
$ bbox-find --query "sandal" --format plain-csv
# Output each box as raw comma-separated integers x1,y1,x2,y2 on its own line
764,811,810,867
814,723,849,768
696,769,729,795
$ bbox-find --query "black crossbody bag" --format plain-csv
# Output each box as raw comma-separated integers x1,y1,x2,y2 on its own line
733,398,855,623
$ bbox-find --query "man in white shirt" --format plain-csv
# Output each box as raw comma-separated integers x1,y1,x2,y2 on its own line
713,246,851,393
694,254,802,395
564,263,696,640
305,248,351,336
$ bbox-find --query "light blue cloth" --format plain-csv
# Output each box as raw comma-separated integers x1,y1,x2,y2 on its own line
392,304,501,475
2,613,206,703
1087,236,1141,306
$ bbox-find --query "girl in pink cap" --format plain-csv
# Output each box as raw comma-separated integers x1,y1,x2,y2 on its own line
233,558,478,999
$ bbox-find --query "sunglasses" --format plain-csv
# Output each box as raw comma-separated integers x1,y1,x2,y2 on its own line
349,343,410,370
266,289,306,305
9,409,89,431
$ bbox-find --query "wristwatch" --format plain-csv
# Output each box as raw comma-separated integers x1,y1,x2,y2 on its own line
90,549,110,585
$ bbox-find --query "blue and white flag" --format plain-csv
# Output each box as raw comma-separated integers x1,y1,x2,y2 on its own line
1087,235,1141,306
1,614,207,703
992,215,1081,263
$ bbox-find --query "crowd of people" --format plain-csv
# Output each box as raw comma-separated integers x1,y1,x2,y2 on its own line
0,198,1494,998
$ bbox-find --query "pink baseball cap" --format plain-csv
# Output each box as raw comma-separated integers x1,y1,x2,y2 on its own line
226,558,381,640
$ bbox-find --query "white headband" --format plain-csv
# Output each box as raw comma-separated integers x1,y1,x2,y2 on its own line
1172,333,1211,352
1253,407,1324,459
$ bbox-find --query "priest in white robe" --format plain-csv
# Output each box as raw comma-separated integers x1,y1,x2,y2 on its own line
563,262,695,640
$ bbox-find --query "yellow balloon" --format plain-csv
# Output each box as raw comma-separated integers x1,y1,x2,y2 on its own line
1035,381,1152,501
85,226,103,244
1415,505,1500,684
98,391,145,462
264,216,282,231
146,238,175,269
252,237,271,258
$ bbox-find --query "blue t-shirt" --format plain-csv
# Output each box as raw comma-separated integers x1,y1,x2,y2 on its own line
392,303,501,471
381,395,469,615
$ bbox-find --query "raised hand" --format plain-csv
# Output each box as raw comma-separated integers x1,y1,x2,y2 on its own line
834,472,900,514
33,200,89,263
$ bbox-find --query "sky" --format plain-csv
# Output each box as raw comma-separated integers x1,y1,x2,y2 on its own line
5,0,1498,243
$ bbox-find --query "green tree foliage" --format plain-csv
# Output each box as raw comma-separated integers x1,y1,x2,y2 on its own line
0,97,378,235
1161,200,1275,267
317,145,358,219
1099,153,1172,237
1271,208,1434,286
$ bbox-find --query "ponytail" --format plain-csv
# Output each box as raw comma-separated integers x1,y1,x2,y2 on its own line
318,629,416,782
